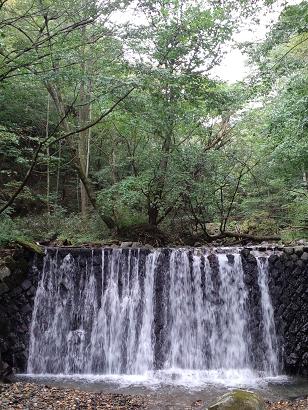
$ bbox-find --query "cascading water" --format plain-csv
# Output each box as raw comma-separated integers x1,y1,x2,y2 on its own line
211,254,250,370
27,247,280,383
255,255,279,375
165,252,249,370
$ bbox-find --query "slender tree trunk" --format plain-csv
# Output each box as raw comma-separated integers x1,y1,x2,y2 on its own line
46,94,50,215
302,164,307,189
56,140,61,205
78,94,90,216
78,126,89,216
147,85,175,226
86,105,91,177
78,25,92,217
76,173,80,212
148,132,172,226
111,136,118,184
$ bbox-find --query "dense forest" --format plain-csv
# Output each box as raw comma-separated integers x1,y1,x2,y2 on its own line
0,0,307,246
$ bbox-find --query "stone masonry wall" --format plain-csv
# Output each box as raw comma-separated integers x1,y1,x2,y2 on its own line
0,248,43,381
0,245,307,380
268,246,308,376
241,246,308,376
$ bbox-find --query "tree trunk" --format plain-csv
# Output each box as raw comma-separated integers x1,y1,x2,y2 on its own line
78,25,91,217
148,204,159,226
148,133,172,225
55,140,62,204
74,161,116,229
302,164,307,189
46,94,50,215
78,119,90,216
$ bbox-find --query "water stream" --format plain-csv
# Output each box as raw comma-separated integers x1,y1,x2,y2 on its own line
256,255,279,375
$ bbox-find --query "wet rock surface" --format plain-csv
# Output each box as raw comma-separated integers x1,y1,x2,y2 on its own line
0,249,43,381
207,389,266,409
268,247,308,376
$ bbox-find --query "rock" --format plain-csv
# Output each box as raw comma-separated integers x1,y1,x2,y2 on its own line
296,259,304,267
144,244,154,250
0,351,13,383
301,252,308,261
285,260,294,268
207,390,266,410
102,239,120,246
291,253,298,261
0,266,11,281
15,238,45,255
21,304,32,314
284,247,294,255
241,248,251,258
132,242,142,248
226,254,235,264
21,279,32,291
285,353,298,366
0,282,9,295
247,253,257,263
120,242,133,248
294,246,304,255
26,286,36,296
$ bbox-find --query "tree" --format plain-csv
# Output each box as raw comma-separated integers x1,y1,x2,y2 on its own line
2,0,304,245
97,0,267,227
0,0,135,227
242,1,308,237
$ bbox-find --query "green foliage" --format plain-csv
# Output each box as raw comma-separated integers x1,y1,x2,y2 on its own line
97,176,148,228
15,210,109,245
0,0,307,244
0,216,20,246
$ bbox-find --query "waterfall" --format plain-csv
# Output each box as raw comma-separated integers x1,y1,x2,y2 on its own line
211,254,250,369
256,255,279,375
27,247,279,378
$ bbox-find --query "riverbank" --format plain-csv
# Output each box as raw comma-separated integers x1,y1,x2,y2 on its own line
0,383,146,409
1,383,308,410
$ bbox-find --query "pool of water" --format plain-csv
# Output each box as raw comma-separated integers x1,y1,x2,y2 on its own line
17,370,308,409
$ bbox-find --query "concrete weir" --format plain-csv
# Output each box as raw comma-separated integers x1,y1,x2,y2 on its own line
0,245,307,380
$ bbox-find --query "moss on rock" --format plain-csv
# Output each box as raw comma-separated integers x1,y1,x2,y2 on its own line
15,238,44,255
207,390,266,410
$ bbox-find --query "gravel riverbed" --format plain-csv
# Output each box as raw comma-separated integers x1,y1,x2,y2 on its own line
0,383,307,410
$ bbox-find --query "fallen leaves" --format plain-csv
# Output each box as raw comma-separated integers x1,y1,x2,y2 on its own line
266,398,308,410
0,383,146,410
0,383,307,410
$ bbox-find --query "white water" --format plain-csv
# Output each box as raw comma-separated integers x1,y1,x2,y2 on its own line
27,247,280,385
20,370,289,390
212,254,250,369
256,255,279,375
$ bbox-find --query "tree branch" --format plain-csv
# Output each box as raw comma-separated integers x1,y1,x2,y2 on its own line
52,87,135,145
215,231,281,242
272,35,308,69
0,88,135,218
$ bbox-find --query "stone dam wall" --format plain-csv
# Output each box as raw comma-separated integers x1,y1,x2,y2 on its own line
0,248,42,381
268,247,308,376
0,245,307,380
